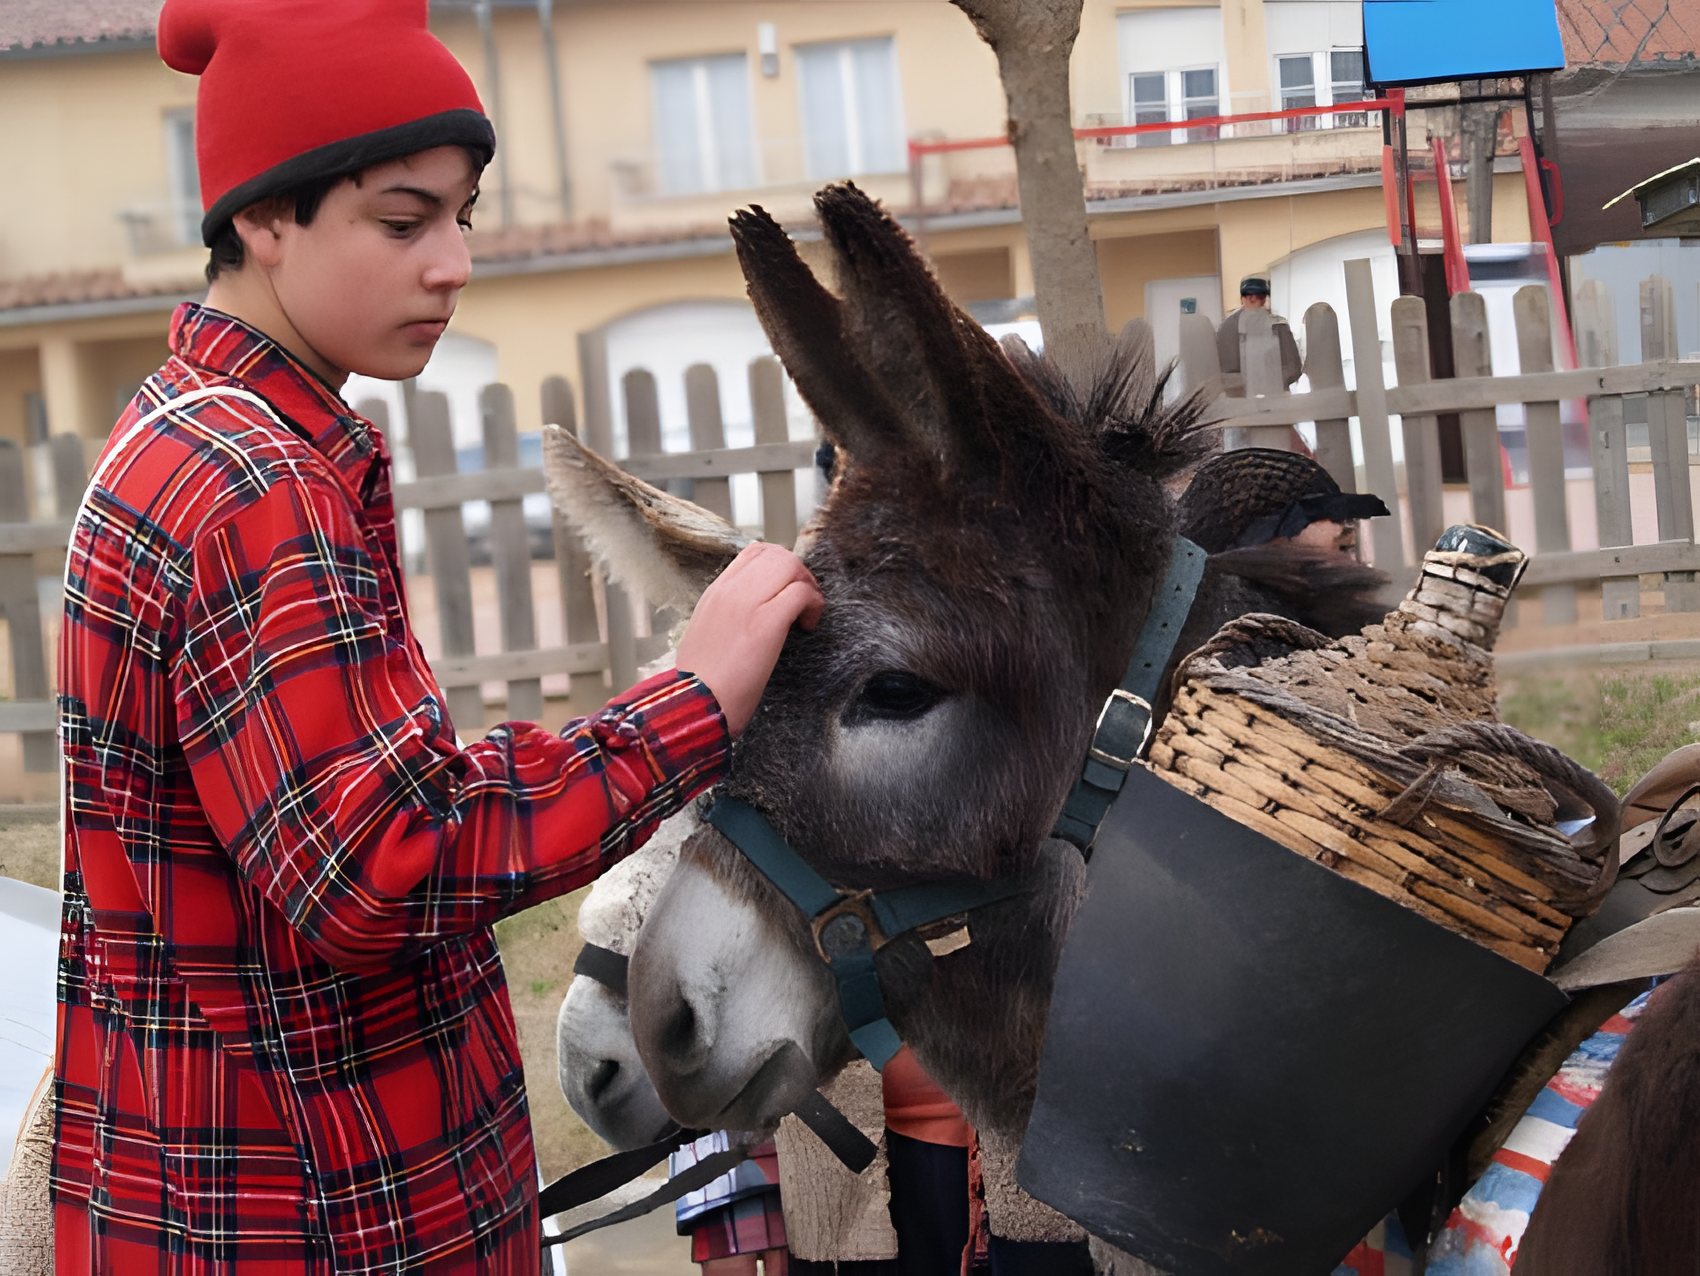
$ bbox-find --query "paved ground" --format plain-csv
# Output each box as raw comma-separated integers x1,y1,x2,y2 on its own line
552,1201,696,1275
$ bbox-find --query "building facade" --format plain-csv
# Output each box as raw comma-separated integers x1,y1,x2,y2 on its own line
0,0,1540,491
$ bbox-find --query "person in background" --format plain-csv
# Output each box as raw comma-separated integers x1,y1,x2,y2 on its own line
1172,447,1393,656
1216,274,1303,395
673,1133,790,1275
881,1046,978,1276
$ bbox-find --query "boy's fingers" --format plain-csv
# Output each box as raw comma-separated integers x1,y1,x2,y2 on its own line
738,546,818,604
766,578,826,632
713,541,764,585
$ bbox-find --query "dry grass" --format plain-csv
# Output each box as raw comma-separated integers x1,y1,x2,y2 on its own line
1499,658,1700,796
0,822,58,891
492,885,618,1183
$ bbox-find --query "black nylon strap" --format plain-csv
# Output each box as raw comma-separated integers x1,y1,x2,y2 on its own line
709,796,1023,1071
536,1126,699,1220
542,1145,751,1248
1053,537,1206,852
573,942,630,997
870,877,1025,937
791,1089,880,1174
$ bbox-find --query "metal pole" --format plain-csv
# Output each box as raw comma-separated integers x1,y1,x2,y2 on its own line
537,0,573,221
476,0,514,228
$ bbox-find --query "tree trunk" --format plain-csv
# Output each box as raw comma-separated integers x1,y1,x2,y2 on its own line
951,0,1107,390
1462,101,1499,246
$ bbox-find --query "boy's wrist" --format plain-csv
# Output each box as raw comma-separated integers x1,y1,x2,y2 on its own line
585,667,733,785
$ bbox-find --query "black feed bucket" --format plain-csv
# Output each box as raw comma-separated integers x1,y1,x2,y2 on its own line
1017,765,1568,1275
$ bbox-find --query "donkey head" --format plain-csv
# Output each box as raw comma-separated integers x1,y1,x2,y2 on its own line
722,185,1196,880
552,184,1203,1137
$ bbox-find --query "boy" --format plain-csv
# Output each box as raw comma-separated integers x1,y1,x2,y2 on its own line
51,2,821,1271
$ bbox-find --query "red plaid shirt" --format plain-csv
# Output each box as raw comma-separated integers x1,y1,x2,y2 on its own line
53,304,730,1273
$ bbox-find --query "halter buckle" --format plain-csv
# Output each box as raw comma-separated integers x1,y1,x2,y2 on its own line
811,892,889,963
1088,689,1154,771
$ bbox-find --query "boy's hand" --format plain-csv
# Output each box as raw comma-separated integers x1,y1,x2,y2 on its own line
677,543,824,737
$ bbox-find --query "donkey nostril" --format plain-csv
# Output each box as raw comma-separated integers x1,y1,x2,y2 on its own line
660,996,699,1064
585,1058,620,1105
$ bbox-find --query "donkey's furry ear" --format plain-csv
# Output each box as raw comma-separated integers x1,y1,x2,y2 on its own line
730,205,909,467
542,425,751,613
813,183,1060,474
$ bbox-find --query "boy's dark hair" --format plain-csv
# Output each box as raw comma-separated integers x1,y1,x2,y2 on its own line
204,147,486,283
206,172,345,283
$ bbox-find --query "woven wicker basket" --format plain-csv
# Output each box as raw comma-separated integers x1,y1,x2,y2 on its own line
1148,526,1619,974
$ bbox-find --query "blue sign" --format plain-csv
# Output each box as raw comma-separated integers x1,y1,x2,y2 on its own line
1364,0,1566,87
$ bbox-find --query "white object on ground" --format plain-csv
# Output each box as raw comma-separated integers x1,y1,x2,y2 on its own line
0,878,58,1183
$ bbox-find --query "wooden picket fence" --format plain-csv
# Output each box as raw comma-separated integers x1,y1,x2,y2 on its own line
368,354,816,736
4,268,1700,771
1192,262,1700,670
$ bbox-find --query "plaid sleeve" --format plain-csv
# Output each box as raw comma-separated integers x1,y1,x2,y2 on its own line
173,468,730,970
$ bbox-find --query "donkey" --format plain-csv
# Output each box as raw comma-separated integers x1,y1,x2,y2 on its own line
548,188,1700,1272
544,184,1206,1267
557,808,696,1150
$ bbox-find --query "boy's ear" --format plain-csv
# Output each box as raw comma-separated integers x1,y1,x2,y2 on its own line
542,424,750,614
233,202,288,268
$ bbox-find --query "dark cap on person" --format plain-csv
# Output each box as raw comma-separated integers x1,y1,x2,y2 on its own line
1177,448,1390,554
157,0,497,246
1239,275,1272,297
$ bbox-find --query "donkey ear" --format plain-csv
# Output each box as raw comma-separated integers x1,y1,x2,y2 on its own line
813,184,1061,474
542,425,750,613
730,205,910,467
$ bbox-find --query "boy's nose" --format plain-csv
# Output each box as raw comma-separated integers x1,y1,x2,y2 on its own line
423,229,473,291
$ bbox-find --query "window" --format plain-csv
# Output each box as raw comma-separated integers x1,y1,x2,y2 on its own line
796,37,906,179
1278,55,1317,132
1331,49,1367,125
1130,72,1169,146
1264,3,1366,127
650,54,757,195
1116,9,1226,146
164,108,199,246
1182,67,1219,141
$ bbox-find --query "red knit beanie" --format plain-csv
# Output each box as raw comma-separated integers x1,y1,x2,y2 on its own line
158,0,496,246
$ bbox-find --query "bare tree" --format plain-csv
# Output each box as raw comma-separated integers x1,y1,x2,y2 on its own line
1461,97,1499,245
951,0,1107,388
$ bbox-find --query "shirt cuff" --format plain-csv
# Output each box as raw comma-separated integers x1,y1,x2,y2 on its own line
586,667,732,795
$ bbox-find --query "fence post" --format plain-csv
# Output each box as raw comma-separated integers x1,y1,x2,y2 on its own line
1238,308,1294,451
1448,291,1507,536
1344,258,1407,572
1178,311,1223,424
750,357,800,550
1302,303,1356,492
1574,279,1638,620
1113,317,1157,404
481,384,544,721
578,328,615,456
1514,285,1576,625
607,368,659,692
542,377,607,711
410,391,486,731
51,432,86,521
1390,296,1447,554
684,364,734,523
1640,274,1699,611
0,441,53,770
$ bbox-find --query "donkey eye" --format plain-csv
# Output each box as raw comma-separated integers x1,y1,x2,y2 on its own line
845,671,945,724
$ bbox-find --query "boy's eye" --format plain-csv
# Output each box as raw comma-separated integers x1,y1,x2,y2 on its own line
381,219,420,236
